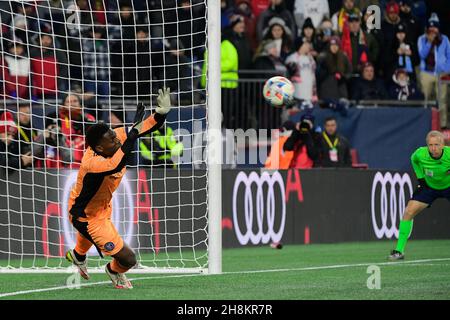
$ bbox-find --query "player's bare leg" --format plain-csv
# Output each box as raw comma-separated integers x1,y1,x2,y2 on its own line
389,200,429,260
105,244,137,289
66,233,92,280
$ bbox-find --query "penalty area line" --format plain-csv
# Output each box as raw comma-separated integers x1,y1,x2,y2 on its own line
1,257,450,299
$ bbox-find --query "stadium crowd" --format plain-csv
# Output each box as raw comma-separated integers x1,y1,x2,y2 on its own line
0,0,449,170
218,0,450,129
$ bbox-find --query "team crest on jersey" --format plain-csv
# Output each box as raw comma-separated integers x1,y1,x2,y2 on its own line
105,242,115,251
425,169,434,177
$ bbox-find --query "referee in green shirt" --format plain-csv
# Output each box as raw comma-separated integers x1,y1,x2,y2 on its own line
390,131,450,260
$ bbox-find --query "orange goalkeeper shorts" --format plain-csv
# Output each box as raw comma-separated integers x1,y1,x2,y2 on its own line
70,212,124,257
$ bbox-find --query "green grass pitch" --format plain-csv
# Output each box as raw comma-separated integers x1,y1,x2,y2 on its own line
0,240,449,300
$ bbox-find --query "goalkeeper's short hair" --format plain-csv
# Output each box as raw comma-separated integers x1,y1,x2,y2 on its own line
86,122,110,148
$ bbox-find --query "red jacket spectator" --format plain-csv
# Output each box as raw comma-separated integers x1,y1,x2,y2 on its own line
30,35,58,97
251,0,269,18
30,29,68,98
0,41,30,99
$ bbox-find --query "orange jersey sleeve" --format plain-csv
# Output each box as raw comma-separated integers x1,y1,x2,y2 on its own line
140,113,158,134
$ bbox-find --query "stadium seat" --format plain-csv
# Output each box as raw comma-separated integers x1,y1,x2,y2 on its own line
351,149,368,169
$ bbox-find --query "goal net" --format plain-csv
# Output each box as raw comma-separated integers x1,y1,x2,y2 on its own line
0,0,219,274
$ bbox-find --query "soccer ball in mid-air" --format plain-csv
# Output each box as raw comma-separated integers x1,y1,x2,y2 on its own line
262,76,295,107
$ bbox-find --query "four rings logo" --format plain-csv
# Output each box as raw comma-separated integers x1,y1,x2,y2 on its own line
232,171,286,245
371,172,413,239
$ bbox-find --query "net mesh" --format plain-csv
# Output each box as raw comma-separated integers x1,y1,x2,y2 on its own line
0,0,208,272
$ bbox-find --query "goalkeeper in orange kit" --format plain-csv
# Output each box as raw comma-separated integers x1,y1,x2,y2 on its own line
65,88,172,289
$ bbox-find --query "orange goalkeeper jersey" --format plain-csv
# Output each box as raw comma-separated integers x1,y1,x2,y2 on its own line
68,115,158,221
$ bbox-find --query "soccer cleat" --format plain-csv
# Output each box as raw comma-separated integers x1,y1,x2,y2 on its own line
66,250,90,280
388,250,405,261
105,264,133,289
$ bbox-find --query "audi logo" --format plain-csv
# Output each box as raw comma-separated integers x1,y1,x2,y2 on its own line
371,172,413,239
232,171,286,245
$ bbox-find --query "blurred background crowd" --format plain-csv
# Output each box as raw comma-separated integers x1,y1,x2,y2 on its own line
0,0,449,170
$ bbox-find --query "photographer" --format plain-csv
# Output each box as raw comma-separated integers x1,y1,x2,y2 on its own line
33,123,71,168
283,114,320,168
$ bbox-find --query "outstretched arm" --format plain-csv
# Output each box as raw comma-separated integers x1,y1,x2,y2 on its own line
86,88,172,174
132,87,171,137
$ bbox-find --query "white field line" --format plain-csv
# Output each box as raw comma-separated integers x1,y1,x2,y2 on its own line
1,257,450,299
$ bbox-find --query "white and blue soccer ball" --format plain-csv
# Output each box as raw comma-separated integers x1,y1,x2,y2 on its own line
262,76,295,107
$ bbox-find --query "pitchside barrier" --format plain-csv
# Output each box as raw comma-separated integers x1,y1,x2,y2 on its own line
1,168,449,260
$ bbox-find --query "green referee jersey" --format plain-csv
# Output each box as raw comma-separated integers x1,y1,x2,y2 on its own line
411,146,450,190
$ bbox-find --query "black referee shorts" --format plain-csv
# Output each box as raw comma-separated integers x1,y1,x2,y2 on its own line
412,186,450,205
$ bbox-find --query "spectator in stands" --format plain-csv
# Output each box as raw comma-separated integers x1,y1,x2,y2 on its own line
15,102,36,155
417,14,450,129
0,111,33,170
221,0,235,29
29,27,68,99
177,0,206,60
256,0,297,42
45,93,96,167
341,12,379,73
424,2,450,38
213,15,252,128
253,39,289,77
236,0,259,51
124,26,152,98
262,17,294,61
317,36,352,100
10,2,39,44
139,125,184,168
318,116,352,167
82,26,109,100
0,40,30,99
387,23,418,80
361,7,383,59
316,18,336,52
63,0,108,86
398,0,420,45
33,119,72,169
109,0,139,94
224,14,254,71
388,68,423,101
293,0,330,30
331,0,361,34
351,62,388,100
286,39,317,102
380,1,404,79
163,39,194,104
299,18,320,57
283,114,320,168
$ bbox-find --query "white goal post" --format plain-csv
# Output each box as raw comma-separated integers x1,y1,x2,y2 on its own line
0,0,221,274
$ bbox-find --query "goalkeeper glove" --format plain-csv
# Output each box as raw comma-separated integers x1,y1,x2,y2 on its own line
131,102,146,134
156,87,171,115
